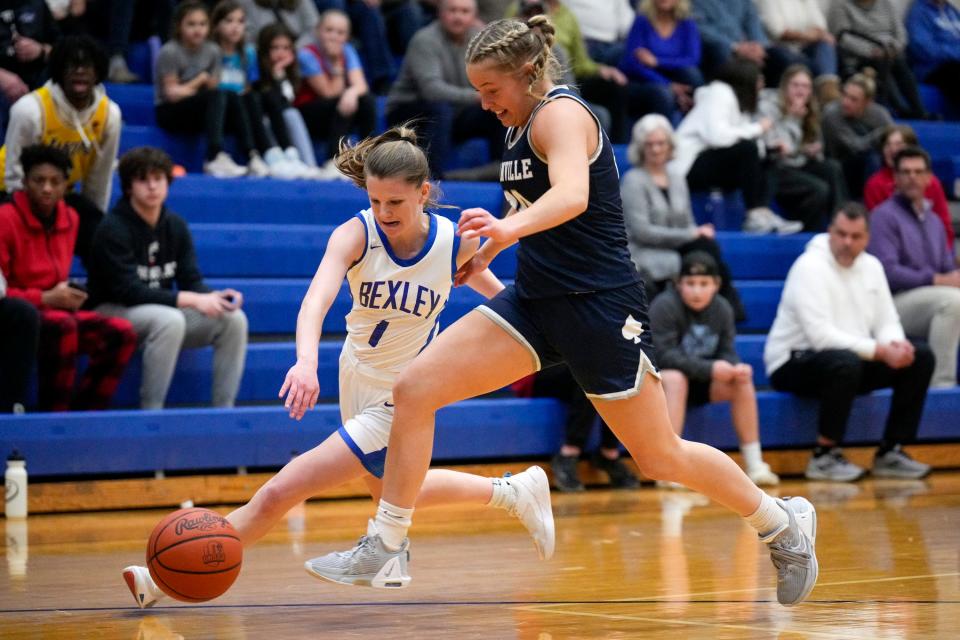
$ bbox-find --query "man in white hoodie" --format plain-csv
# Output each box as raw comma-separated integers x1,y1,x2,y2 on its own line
0,35,120,267
763,203,934,482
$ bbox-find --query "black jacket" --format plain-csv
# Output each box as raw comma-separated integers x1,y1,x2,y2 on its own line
87,197,210,308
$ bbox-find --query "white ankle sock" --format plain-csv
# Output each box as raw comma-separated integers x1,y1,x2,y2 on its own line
374,500,413,551
741,441,764,472
487,477,517,511
744,492,788,541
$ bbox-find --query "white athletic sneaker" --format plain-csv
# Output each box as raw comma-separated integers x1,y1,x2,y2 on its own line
247,152,270,178
506,466,556,560
304,519,411,589
762,496,818,606
747,463,781,486
203,151,247,178
122,565,165,609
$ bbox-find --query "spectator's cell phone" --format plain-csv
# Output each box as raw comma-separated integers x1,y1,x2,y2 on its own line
67,280,87,293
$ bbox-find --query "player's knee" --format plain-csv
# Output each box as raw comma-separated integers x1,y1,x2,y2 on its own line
249,478,292,519
392,366,439,411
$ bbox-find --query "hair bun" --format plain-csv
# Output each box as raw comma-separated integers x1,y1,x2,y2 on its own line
525,14,556,49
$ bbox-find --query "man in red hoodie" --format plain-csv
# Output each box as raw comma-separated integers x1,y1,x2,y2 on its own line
0,144,136,411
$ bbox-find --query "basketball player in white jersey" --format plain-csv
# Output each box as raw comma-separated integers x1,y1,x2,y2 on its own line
122,126,554,605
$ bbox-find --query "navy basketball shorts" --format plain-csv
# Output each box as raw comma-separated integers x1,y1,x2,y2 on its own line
477,282,660,399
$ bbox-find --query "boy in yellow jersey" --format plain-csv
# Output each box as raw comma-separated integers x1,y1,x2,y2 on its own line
0,36,120,266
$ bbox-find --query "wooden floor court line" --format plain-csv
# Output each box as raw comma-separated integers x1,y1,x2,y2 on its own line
510,605,871,640
4,596,959,615
571,570,960,603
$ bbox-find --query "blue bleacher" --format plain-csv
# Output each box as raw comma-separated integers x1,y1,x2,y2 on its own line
6,388,959,477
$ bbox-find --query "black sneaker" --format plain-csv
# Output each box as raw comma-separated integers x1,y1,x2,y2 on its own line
591,452,641,489
550,453,584,492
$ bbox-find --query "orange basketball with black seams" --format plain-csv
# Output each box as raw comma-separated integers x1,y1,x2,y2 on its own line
146,508,243,602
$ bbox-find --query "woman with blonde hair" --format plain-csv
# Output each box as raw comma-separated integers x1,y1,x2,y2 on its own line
307,15,818,608
619,0,703,112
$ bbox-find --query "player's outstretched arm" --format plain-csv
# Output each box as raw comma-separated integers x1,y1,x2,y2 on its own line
279,218,365,420
454,234,505,299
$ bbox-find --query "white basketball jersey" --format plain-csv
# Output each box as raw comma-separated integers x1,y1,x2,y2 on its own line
343,208,459,384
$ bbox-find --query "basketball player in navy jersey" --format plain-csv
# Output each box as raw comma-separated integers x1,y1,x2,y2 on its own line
306,17,819,607
122,126,554,606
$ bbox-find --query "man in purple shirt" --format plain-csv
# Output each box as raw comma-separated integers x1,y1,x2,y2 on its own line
868,147,960,387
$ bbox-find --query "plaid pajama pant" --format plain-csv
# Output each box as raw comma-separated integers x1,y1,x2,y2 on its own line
36,309,137,411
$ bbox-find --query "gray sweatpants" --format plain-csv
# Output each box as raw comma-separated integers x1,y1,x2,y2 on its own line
95,303,248,408
893,286,960,387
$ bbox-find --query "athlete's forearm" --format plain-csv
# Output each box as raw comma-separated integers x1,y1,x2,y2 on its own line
466,269,505,299
294,270,341,364
501,186,587,241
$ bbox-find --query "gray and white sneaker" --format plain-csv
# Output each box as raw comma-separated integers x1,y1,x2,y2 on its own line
506,466,555,560
304,519,411,589
762,496,818,606
767,210,804,235
743,208,778,234
872,445,931,479
805,449,865,482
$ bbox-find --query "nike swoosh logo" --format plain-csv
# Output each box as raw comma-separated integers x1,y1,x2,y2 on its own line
383,402,395,407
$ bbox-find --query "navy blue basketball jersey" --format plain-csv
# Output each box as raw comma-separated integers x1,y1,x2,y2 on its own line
499,85,640,298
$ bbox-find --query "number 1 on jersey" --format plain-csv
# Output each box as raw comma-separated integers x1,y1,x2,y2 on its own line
368,320,389,347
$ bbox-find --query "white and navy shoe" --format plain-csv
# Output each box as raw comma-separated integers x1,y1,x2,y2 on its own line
122,565,165,609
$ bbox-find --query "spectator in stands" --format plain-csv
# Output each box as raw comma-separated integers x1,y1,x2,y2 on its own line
868,147,960,388
0,0,59,90
79,0,176,84
765,202,934,481
756,0,838,82
827,0,929,119
240,0,318,48
689,0,800,84
0,267,39,414
651,252,780,487
154,1,256,178
0,145,137,412
512,366,640,492
759,64,846,231
821,70,892,199
0,35,119,268
621,114,746,319
310,0,405,94
619,0,703,114
906,0,960,114
211,0,315,179
254,22,323,175
387,0,503,178
562,0,634,66
673,60,802,235
509,0,669,143
295,8,375,176
864,124,954,248
87,147,249,410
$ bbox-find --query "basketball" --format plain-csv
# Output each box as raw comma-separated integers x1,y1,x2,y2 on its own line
146,508,243,603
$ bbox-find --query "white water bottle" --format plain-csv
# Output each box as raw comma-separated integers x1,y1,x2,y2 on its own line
5,450,27,519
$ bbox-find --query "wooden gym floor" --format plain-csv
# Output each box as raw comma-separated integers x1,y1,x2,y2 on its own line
2,472,959,639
